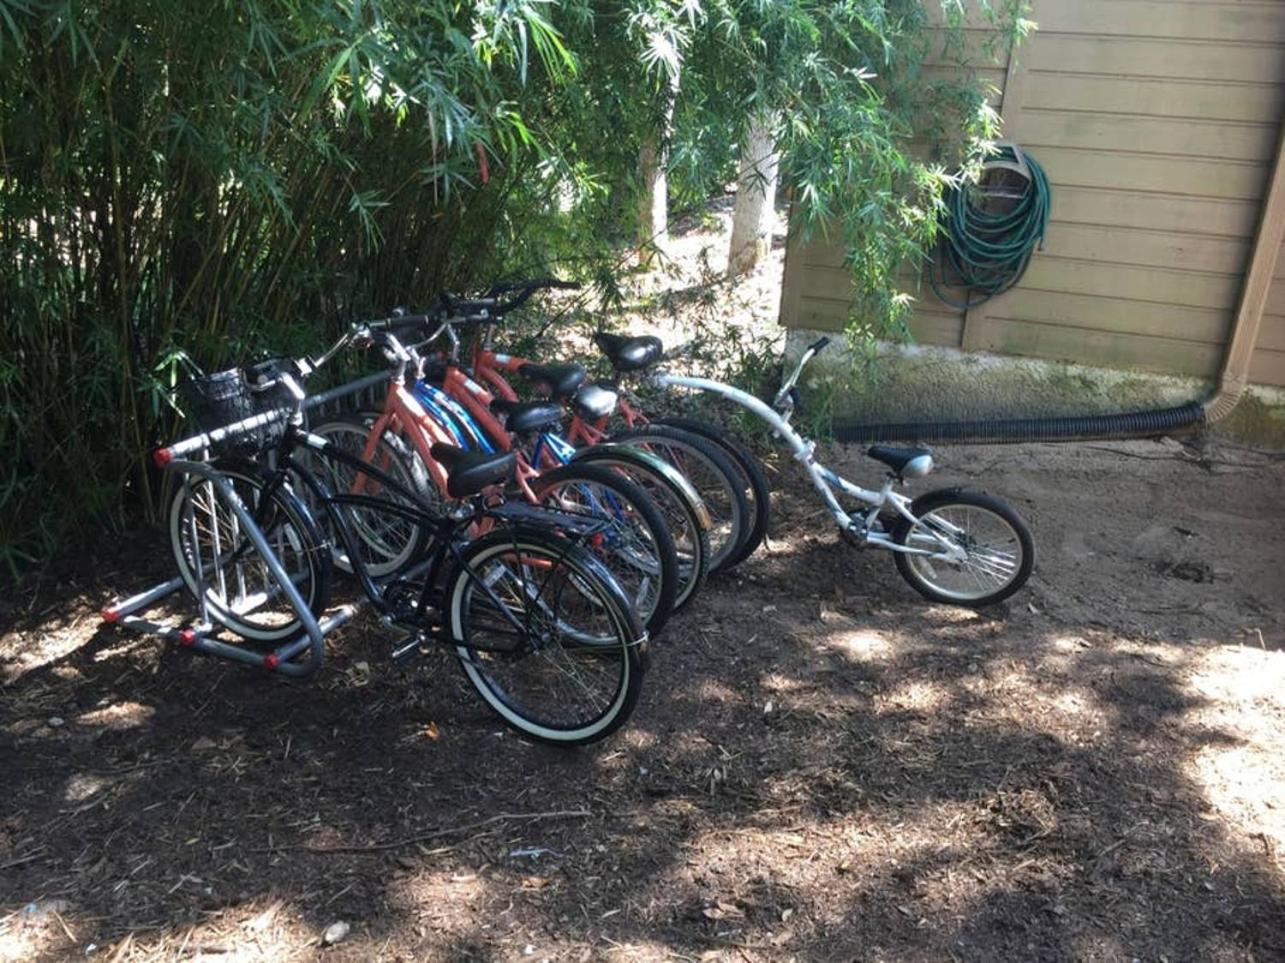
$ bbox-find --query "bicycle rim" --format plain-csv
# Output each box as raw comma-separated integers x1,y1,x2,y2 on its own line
451,536,639,744
169,468,326,641
904,505,1025,602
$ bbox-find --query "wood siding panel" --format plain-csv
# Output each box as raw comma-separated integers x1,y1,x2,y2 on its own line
1025,74,1284,124
778,1,1285,388
1020,111,1276,162
1028,147,1269,201
967,317,1225,377
1249,348,1285,387
1050,189,1259,238
1027,34,1285,84
988,290,1233,345
1036,2,1285,44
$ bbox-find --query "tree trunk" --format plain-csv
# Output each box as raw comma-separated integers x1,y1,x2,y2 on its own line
638,135,669,262
728,110,780,276
638,69,681,265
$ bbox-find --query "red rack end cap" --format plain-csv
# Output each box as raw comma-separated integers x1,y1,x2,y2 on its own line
263,654,281,670
178,627,197,646
153,447,174,469
101,607,121,624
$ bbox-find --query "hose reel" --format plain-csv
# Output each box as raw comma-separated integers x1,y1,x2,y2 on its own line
929,141,1050,310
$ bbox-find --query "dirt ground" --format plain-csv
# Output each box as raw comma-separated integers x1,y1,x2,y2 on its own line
4,210,1285,961
2,433,1284,962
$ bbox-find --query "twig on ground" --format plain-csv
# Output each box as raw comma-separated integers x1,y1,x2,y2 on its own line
251,809,594,856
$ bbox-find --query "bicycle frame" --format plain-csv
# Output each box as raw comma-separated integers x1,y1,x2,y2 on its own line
647,371,968,563
265,420,580,652
469,344,651,449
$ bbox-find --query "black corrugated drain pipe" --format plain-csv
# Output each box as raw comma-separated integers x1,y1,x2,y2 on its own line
832,401,1207,446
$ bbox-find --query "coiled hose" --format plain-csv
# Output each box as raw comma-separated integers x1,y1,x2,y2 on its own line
930,144,1051,310
830,144,1214,444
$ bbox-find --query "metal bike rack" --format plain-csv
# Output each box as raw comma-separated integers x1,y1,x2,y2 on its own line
101,371,391,678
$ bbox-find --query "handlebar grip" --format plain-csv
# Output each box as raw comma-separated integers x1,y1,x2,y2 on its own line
442,294,498,316
807,336,832,355
368,313,434,331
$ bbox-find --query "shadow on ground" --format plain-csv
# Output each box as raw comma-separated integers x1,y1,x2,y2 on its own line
2,440,1284,961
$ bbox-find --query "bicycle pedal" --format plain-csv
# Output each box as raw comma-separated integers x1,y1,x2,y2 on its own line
842,520,868,548
390,633,426,664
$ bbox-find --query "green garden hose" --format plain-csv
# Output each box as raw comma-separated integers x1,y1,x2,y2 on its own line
929,143,1050,310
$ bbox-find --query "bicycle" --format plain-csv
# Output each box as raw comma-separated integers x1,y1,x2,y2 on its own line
306,317,683,635
161,323,648,744
455,279,759,573
390,297,714,611
634,335,1036,607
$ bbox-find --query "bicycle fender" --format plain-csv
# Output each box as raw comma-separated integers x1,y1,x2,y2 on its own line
570,443,713,531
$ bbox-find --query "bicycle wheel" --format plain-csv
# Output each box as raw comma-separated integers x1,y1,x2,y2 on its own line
528,463,678,635
302,415,435,578
891,489,1034,607
448,529,646,745
654,416,771,568
609,425,750,574
569,446,710,611
169,460,331,642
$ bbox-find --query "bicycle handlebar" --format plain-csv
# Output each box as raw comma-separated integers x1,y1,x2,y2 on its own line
155,279,576,463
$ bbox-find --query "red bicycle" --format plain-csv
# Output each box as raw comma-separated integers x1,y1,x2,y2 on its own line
462,279,771,572
308,316,682,635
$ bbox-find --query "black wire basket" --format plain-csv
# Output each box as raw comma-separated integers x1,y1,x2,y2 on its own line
178,367,293,456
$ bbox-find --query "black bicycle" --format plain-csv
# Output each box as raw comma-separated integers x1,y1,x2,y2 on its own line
164,324,648,745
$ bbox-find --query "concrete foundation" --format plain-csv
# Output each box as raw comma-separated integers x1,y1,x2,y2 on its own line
783,328,1285,448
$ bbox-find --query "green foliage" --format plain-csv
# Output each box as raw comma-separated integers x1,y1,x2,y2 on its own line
0,0,1025,572
0,0,572,573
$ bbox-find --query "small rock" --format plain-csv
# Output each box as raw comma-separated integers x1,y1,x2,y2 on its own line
523,945,536,956
23,899,70,917
47,716,65,728
321,921,350,946
191,736,218,752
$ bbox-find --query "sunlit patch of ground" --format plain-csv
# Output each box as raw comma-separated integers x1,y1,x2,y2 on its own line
1185,645,1285,862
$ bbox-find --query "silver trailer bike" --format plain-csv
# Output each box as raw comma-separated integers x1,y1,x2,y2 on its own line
647,336,1034,607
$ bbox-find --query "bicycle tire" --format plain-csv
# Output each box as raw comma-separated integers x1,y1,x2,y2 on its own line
570,446,710,611
303,415,434,578
528,462,678,636
608,424,750,574
891,488,1035,608
448,529,646,745
653,416,771,568
168,459,332,643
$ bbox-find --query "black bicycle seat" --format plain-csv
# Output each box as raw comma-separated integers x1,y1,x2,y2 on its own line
516,362,586,399
490,399,565,434
594,332,664,373
867,445,933,478
430,444,516,497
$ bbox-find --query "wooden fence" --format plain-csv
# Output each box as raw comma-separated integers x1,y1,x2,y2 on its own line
779,0,1285,388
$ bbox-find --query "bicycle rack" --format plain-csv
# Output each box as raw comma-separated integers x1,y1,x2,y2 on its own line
101,371,392,678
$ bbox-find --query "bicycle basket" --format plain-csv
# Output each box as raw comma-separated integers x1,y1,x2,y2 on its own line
178,367,293,456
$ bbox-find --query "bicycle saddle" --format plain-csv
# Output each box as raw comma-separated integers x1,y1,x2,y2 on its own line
571,383,618,421
516,362,586,399
594,332,664,373
490,399,565,434
430,444,517,498
867,445,934,479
